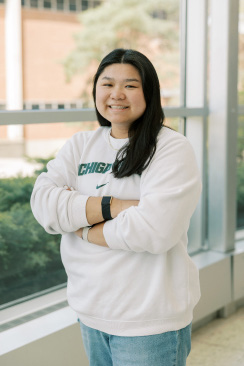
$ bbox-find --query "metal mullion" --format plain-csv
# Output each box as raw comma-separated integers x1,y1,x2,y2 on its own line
184,0,209,253
180,0,187,108
165,107,208,117
0,109,97,125
202,0,209,248
0,107,207,126
208,0,239,252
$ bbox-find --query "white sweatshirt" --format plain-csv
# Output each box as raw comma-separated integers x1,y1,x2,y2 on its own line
31,126,202,336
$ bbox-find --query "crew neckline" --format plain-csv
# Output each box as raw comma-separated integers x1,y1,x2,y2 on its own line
105,127,129,150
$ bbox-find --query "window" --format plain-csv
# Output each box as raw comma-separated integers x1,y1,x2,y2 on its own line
237,117,244,229
0,133,66,306
0,120,98,306
1,0,226,309
30,0,38,7
44,0,51,8
31,104,39,110
238,0,244,230
57,0,64,10
69,0,76,11
0,6,5,111
81,0,88,10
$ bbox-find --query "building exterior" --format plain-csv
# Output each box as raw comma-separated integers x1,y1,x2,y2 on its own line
0,1,101,157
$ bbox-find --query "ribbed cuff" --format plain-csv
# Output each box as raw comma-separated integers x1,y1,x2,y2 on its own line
103,218,128,251
71,194,90,229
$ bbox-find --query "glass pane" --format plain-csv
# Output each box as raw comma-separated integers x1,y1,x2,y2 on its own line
0,121,98,306
239,0,244,104
164,117,185,135
67,0,180,107
0,5,5,107
81,0,88,10
237,116,244,230
238,1,244,229
69,0,76,11
32,104,39,110
1,0,180,113
30,0,38,7
57,0,64,10
44,0,51,8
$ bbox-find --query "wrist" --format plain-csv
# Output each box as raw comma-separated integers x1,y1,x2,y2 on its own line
110,197,121,218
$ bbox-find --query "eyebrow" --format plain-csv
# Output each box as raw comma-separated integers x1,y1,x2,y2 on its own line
101,76,140,83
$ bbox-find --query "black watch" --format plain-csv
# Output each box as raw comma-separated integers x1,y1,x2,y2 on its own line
101,196,113,221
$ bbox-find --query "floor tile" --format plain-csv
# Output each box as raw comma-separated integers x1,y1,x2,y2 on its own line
187,307,244,366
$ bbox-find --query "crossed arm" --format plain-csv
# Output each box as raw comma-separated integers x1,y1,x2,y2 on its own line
73,194,139,247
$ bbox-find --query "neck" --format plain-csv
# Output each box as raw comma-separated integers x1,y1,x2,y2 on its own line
110,126,129,139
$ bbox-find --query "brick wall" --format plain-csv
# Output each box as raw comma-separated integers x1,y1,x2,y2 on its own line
22,8,85,102
0,6,6,103
0,6,96,144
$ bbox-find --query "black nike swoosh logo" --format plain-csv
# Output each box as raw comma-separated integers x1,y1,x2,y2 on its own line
96,182,109,189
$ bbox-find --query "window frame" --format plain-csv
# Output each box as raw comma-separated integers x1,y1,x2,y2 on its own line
0,0,243,323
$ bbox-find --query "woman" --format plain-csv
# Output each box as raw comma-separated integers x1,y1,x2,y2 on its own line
31,49,201,365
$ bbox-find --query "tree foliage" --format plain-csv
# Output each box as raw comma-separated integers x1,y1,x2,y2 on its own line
63,0,179,105
0,160,66,306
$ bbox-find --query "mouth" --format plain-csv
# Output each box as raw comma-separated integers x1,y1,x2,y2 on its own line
109,105,129,110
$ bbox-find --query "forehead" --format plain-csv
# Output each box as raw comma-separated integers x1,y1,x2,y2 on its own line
98,63,142,82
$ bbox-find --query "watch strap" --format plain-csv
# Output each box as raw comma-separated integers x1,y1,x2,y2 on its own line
101,196,113,220
82,226,91,241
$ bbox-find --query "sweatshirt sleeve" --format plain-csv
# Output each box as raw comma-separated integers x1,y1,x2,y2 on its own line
103,132,202,254
30,133,90,235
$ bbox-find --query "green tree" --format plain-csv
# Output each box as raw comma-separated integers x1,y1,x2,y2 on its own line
0,160,66,306
63,0,179,106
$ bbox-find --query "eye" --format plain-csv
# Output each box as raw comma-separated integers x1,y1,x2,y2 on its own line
102,83,113,87
125,85,136,89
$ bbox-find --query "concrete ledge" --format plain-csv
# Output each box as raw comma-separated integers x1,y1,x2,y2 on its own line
0,309,88,366
192,251,232,323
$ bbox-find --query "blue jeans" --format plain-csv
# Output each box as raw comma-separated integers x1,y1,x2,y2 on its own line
79,321,192,366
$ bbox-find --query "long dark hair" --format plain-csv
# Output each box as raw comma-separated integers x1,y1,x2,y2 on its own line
93,48,165,178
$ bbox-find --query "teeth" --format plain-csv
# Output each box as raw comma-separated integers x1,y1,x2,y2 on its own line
110,106,127,109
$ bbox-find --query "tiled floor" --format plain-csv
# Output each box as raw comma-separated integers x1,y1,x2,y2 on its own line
187,307,244,366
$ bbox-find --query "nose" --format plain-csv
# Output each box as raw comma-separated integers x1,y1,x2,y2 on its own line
110,87,125,100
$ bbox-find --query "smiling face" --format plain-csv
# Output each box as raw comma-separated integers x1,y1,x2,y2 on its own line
95,63,146,138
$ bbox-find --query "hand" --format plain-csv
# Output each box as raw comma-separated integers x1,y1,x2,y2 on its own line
64,185,74,191
74,225,108,248
87,222,108,247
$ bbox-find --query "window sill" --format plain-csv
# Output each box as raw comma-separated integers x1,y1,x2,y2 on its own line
0,306,77,356
0,287,67,331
